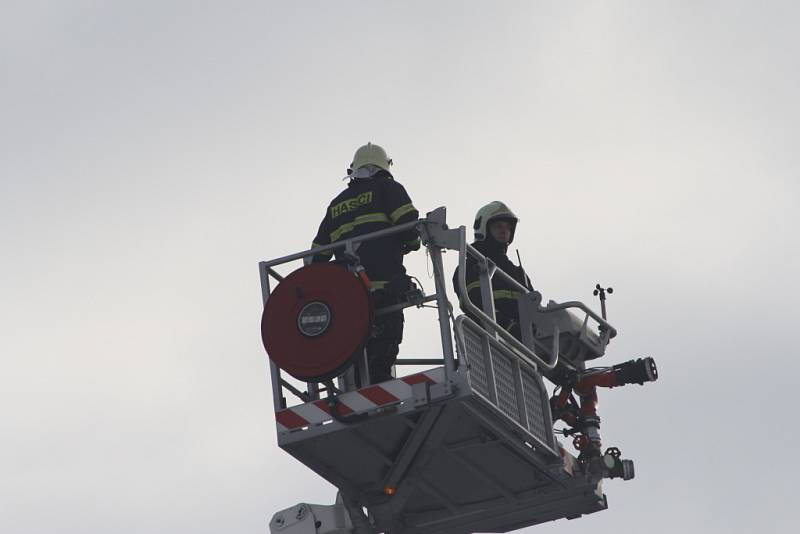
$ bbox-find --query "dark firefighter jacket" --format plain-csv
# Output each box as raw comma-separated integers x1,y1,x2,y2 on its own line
311,172,420,287
453,238,533,335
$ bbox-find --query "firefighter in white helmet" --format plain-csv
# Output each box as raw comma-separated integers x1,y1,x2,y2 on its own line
311,143,420,384
453,201,533,338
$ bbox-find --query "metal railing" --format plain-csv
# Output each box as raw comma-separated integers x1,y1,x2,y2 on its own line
258,206,612,420
454,315,557,455
258,214,458,412
519,290,617,355
452,227,559,371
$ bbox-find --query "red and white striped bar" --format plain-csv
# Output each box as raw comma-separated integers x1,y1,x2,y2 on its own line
275,368,444,433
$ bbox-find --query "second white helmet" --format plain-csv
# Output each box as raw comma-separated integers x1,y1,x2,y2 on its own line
473,201,519,243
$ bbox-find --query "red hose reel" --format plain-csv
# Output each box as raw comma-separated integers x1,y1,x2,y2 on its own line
261,263,373,382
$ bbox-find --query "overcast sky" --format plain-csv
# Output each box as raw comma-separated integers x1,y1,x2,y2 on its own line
2,2,798,533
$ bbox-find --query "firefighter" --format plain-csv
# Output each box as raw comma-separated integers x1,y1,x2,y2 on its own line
311,143,420,384
453,201,533,339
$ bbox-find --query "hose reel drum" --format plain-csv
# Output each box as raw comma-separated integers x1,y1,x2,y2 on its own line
261,263,373,382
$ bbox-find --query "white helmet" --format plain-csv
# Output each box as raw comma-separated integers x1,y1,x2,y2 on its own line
349,143,392,176
473,201,519,243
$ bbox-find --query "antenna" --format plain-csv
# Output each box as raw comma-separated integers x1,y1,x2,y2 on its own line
516,248,532,288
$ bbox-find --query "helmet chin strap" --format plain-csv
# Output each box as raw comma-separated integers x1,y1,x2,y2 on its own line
350,165,382,179
344,167,393,182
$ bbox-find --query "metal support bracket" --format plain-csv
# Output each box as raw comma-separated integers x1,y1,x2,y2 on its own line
382,405,444,491
419,207,463,250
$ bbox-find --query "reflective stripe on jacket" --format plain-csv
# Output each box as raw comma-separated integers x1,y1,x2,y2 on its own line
311,173,419,281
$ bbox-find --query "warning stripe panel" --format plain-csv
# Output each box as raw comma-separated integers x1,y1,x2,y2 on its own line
358,385,400,406
276,409,309,429
403,373,436,385
337,391,376,412
314,399,354,416
291,402,332,424
275,368,445,433
378,379,413,400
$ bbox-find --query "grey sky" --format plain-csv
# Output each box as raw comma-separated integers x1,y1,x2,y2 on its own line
2,2,798,533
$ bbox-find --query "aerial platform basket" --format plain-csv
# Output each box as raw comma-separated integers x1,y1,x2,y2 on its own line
272,335,604,534
259,208,650,534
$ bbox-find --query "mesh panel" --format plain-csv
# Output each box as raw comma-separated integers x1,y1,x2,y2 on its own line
462,328,490,398
522,370,550,446
492,352,521,424
457,318,557,455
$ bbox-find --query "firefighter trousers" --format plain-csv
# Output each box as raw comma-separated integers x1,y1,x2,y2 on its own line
366,311,404,384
